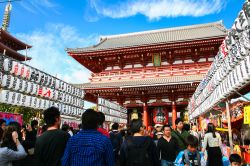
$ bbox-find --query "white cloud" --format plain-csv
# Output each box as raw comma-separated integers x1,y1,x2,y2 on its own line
16,23,99,84
89,0,227,20
19,0,59,15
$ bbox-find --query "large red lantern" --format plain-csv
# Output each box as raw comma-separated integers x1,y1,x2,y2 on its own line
153,107,168,124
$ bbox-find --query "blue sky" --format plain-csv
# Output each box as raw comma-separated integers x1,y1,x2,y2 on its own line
0,0,246,107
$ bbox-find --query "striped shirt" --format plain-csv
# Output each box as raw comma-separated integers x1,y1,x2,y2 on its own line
61,129,114,166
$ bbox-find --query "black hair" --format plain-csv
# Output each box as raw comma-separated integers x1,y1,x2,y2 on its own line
97,112,105,125
61,124,69,132
22,124,26,129
31,120,38,129
0,119,6,126
130,119,143,134
186,135,198,148
183,123,190,132
69,127,73,131
43,107,60,127
0,119,6,141
1,126,17,151
112,123,119,130
162,124,171,131
175,118,183,125
8,122,21,133
82,109,99,130
207,123,216,138
229,153,241,164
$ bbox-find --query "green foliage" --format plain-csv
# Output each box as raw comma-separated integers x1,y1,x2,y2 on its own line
0,103,39,124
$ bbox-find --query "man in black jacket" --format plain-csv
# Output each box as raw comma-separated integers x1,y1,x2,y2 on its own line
157,124,179,166
120,119,160,166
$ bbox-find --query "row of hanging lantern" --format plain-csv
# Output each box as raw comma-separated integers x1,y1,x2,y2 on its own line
98,98,127,124
0,54,85,117
0,89,83,116
1,56,85,98
188,1,250,120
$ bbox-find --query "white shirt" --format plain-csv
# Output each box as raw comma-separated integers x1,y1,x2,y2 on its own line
203,132,222,149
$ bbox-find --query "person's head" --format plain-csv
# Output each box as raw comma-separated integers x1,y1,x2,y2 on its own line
0,119,6,130
61,124,70,132
21,124,26,130
192,125,197,132
130,119,144,135
154,124,163,132
43,107,61,128
1,126,17,150
207,123,216,138
183,123,190,132
162,124,172,137
97,112,105,126
112,123,119,130
186,135,198,153
31,120,38,130
69,127,73,131
229,153,241,166
175,118,183,130
82,109,99,130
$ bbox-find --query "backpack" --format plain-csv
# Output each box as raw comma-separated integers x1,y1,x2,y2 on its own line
183,149,201,166
126,136,151,166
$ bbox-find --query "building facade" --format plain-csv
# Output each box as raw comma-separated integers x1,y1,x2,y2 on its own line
67,21,227,128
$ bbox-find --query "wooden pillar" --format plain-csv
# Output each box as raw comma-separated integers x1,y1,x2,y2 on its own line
198,116,203,131
143,103,148,129
172,102,177,129
226,100,233,153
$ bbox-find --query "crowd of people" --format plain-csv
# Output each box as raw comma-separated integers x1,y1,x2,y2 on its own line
0,107,247,166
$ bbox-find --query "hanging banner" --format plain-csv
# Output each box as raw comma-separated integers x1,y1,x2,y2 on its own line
244,106,250,124
0,112,23,126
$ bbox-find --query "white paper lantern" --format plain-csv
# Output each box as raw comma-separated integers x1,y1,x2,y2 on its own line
9,91,16,104
36,71,42,84
21,94,27,106
15,93,22,106
20,80,27,93
50,77,55,88
13,78,21,91
24,95,31,107
7,75,14,89
63,82,67,92
25,67,32,80
0,55,4,70
55,79,60,90
26,82,33,94
0,90,8,103
38,99,44,109
3,58,12,72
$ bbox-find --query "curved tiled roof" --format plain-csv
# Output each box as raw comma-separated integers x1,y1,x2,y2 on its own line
67,21,227,53
75,74,205,89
